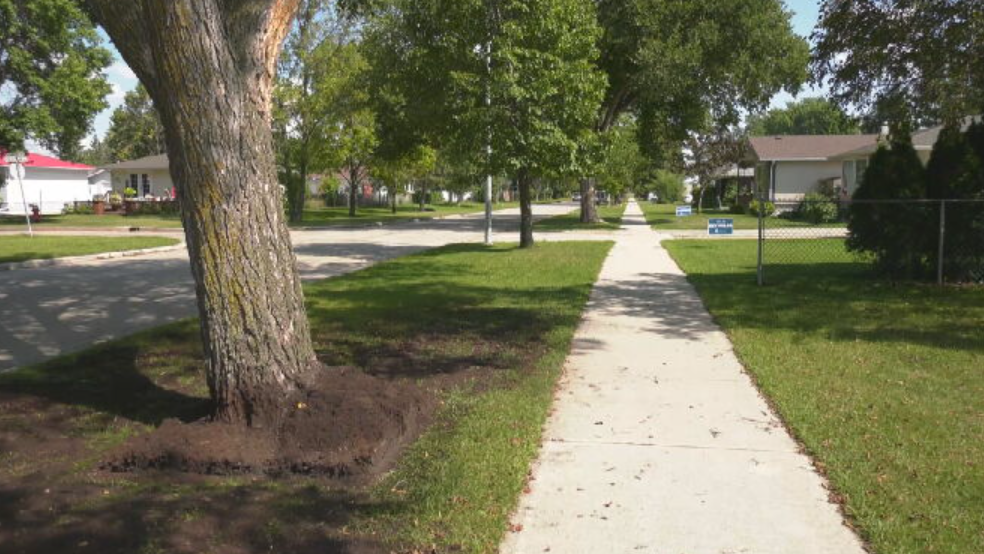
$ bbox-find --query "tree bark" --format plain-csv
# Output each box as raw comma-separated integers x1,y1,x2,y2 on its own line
87,0,317,427
579,178,600,223
391,182,398,214
348,164,358,217
518,170,534,248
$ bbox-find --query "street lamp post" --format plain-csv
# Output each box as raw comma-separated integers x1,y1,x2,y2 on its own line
484,39,494,246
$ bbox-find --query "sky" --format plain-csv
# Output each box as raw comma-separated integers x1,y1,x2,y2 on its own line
88,0,826,142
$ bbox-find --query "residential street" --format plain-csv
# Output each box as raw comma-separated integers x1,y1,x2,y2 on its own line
500,201,866,554
0,203,582,372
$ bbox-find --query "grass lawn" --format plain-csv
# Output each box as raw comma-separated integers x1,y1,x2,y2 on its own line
665,238,984,554
535,203,626,231
0,235,180,264
0,240,612,554
299,201,521,227
639,202,844,230
0,213,184,229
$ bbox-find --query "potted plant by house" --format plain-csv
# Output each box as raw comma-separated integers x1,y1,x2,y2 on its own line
108,192,123,212
123,187,138,215
92,194,106,215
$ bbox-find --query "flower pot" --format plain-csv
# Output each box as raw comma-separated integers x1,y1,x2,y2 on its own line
93,200,105,215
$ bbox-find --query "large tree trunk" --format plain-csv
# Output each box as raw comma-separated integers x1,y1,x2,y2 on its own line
580,178,600,223
88,0,317,427
518,170,534,248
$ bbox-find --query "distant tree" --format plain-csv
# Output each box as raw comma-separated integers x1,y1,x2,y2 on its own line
105,84,166,162
847,129,928,278
596,118,647,204
371,145,436,213
76,136,114,167
813,0,984,124
747,98,860,136
273,0,356,222
365,0,607,247
647,170,685,204
685,125,748,212
0,0,111,157
576,0,809,222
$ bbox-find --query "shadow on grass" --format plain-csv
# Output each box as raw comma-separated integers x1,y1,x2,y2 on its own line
0,322,210,426
685,262,984,354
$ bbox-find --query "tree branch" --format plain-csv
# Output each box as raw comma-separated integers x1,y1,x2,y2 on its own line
84,1,158,90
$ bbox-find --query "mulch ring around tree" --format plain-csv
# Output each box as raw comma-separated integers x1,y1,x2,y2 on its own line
0,363,473,554
104,367,434,480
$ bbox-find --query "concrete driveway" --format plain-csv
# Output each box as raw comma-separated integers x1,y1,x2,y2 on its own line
0,203,589,372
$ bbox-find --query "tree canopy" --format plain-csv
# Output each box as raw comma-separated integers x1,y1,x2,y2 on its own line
813,0,984,123
747,97,861,136
365,0,607,246
0,0,111,157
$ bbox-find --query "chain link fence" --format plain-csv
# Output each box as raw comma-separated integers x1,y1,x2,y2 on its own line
757,198,984,285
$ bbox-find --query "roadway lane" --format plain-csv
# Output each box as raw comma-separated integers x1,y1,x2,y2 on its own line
0,203,585,372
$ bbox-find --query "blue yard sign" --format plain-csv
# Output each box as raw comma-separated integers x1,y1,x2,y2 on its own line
676,205,692,217
708,218,734,235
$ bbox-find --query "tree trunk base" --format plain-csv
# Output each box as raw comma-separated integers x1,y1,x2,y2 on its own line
579,179,600,223
104,366,431,479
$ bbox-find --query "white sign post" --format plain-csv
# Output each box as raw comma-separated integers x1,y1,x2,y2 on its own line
8,152,32,237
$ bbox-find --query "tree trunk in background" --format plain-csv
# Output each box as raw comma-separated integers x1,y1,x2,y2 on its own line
580,178,600,223
518,170,534,248
419,182,427,211
88,0,317,427
391,184,398,214
348,165,358,217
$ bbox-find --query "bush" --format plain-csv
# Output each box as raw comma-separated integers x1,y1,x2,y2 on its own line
796,192,839,223
747,200,775,217
728,203,745,215
847,129,928,278
925,121,984,281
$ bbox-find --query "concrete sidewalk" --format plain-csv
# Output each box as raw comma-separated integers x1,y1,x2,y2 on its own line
501,201,865,554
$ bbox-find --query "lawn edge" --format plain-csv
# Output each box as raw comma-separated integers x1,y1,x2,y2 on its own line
0,240,185,272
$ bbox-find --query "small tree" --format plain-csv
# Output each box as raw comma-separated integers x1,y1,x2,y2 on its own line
847,129,928,278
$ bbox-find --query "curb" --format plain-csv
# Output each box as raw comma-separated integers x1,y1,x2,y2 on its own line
0,243,186,272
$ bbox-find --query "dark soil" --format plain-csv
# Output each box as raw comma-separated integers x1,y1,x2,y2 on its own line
105,367,433,480
0,360,464,554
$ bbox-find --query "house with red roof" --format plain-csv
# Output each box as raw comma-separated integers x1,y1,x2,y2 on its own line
0,152,100,215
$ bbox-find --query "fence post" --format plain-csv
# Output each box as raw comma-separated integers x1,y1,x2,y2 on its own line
937,200,946,285
757,187,765,286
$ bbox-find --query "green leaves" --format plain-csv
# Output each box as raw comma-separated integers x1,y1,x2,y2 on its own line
364,0,606,180
0,0,111,157
813,0,984,123
747,98,861,136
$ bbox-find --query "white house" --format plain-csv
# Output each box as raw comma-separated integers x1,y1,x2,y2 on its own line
105,154,175,198
748,123,962,202
0,152,96,215
747,134,878,202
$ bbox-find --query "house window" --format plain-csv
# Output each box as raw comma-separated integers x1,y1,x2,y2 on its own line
129,173,139,192
855,159,868,185
142,174,151,197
